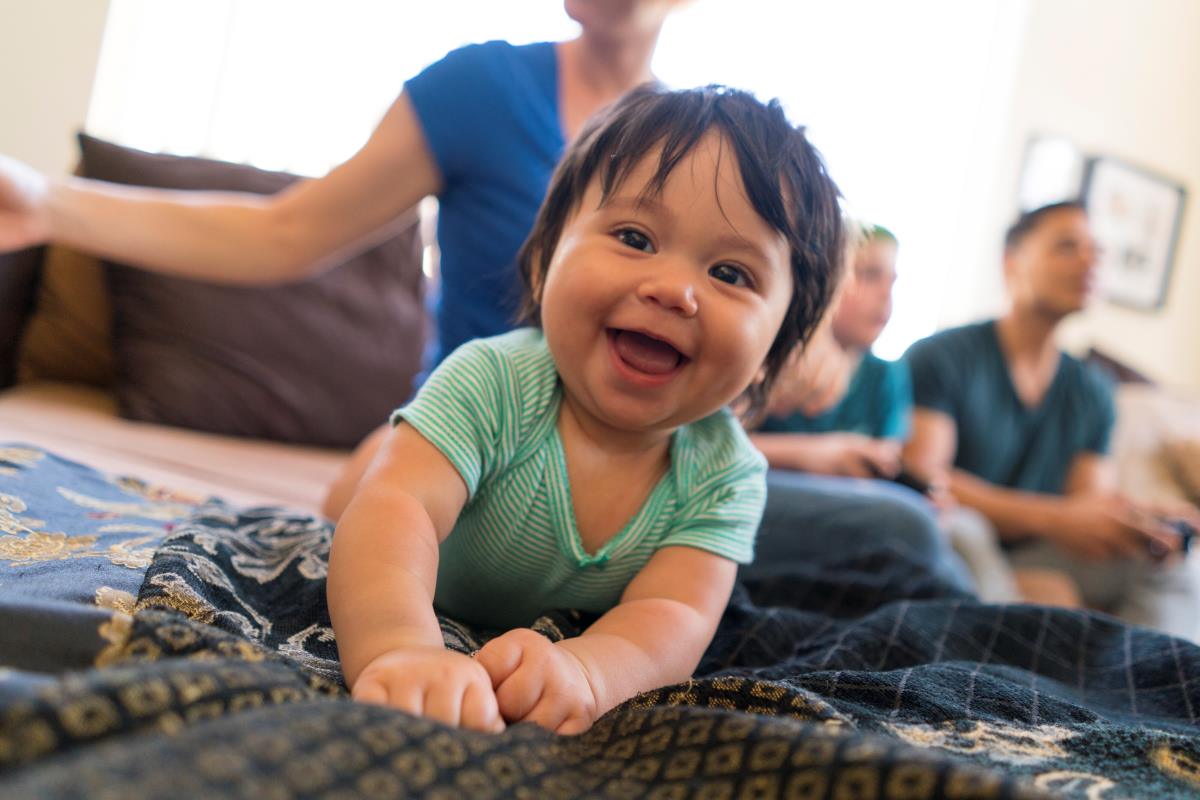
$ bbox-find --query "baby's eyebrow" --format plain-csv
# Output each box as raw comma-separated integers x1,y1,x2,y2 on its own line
602,194,677,222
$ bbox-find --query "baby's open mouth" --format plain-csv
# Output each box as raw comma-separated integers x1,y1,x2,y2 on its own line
609,329,688,375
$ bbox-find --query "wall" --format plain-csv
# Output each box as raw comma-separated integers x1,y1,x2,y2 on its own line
958,0,1200,394
0,1,111,173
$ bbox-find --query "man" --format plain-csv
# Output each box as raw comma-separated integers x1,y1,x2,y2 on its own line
903,201,1199,637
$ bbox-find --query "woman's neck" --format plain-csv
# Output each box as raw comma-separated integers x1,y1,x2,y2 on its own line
556,28,660,141
565,28,659,98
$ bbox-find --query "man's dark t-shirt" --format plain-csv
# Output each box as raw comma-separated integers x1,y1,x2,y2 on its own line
904,320,1115,495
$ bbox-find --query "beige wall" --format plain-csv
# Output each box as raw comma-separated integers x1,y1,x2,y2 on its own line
0,1,111,174
963,0,1200,394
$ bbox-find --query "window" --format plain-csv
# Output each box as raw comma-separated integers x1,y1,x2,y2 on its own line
87,0,1028,356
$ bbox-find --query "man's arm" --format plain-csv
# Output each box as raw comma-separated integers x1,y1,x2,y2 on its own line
5,92,439,283
904,408,1178,558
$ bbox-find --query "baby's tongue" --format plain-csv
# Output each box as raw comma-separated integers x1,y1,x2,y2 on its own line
613,330,681,374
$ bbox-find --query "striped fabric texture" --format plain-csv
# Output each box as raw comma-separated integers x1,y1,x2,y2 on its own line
393,329,767,629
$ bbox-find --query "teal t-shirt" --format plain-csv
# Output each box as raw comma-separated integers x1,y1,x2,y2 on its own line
393,328,767,629
759,351,912,439
903,320,1115,494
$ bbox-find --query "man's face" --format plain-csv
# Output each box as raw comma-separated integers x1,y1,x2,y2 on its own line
1005,207,1099,318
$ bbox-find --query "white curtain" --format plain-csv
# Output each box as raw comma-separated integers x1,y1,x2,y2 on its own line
86,0,1029,355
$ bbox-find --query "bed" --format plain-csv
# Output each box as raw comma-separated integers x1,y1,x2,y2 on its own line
3,137,1200,799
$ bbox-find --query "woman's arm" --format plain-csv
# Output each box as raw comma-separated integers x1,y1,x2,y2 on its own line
2,92,440,284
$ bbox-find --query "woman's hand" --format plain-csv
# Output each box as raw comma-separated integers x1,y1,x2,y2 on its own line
0,154,50,252
352,644,505,733
475,628,599,735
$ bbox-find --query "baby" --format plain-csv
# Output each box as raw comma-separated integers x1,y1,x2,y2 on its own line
327,84,844,734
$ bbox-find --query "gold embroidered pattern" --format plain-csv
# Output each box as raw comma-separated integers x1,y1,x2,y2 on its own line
884,720,1074,767
1152,744,1200,790
0,446,42,477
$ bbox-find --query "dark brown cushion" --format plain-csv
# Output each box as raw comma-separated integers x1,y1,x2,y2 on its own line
0,246,43,388
77,132,426,448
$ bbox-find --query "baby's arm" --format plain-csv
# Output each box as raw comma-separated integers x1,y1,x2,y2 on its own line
327,423,503,732
476,545,735,733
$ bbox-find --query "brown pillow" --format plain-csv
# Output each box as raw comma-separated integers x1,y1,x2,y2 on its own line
16,244,115,388
1164,439,1200,505
77,132,426,448
0,245,43,388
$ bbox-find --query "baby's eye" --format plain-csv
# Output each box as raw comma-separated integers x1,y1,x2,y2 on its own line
710,263,751,287
615,228,654,253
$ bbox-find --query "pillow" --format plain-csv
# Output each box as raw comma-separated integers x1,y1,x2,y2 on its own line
0,245,43,388
16,244,115,388
1164,439,1200,505
77,132,426,448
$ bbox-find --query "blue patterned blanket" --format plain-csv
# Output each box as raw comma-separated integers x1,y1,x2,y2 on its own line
2,444,1200,798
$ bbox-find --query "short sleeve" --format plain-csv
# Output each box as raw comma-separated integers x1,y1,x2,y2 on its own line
878,358,914,440
1082,368,1117,455
404,42,509,186
904,335,959,417
660,439,767,565
391,339,508,497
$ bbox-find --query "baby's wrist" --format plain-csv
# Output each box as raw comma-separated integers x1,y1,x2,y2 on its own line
555,638,609,716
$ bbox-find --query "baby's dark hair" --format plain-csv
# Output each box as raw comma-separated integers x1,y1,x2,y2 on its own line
517,83,845,417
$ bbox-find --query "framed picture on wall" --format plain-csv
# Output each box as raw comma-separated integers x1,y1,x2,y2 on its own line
1083,156,1187,311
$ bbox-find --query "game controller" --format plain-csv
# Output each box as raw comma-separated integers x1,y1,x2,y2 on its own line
890,468,932,496
1167,518,1196,553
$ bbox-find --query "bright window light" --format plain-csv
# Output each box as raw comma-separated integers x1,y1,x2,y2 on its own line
87,0,1029,357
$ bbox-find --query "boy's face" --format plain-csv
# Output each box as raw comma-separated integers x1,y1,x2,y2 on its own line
1005,207,1099,317
832,239,897,350
539,131,793,437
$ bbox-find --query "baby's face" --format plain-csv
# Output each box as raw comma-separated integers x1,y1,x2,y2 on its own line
539,132,793,439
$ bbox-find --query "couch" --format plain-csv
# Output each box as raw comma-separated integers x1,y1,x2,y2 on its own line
0,133,431,511
4,136,1200,798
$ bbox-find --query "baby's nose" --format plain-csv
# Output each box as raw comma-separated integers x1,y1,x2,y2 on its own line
637,266,699,316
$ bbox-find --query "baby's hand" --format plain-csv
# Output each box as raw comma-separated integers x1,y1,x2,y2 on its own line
352,644,504,733
475,628,598,735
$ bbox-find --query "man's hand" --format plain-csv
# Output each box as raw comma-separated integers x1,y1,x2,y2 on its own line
1047,494,1184,562
797,433,902,479
475,628,599,735
352,644,504,733
0,154,50,252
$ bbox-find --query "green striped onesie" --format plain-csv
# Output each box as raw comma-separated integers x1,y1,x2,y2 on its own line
393,328,767,629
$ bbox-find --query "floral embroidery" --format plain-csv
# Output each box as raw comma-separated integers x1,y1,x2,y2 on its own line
0,531,98,561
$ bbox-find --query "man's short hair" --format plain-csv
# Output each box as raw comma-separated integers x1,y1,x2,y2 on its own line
1004,200,1087,251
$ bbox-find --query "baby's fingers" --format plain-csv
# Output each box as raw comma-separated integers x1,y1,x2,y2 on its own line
495,666,544,722
475,635,525,687
555,711,592,736
351,678,388,706
461,681,505,733
352,678,424,718
423,684,464,729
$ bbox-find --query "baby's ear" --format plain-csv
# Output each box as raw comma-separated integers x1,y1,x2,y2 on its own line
527,247,546,300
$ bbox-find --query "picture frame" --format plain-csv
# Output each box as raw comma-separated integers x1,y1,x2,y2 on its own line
1082,155,1187,311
